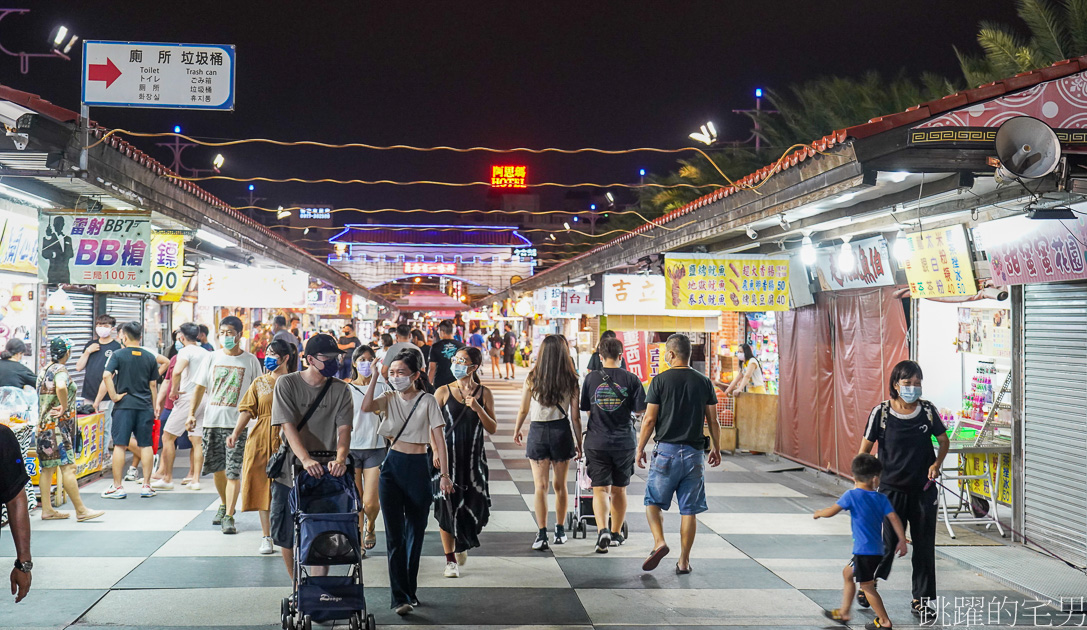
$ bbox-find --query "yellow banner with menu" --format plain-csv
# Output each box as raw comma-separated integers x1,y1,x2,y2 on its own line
901,225,977,297
99,232,186,301
664,253,790,311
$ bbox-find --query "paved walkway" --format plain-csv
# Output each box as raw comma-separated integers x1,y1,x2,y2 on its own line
0,375,1064,629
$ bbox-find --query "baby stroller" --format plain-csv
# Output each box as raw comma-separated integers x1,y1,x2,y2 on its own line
566,443,630,540
281,465,374,630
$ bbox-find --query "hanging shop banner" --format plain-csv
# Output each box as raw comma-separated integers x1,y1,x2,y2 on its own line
308,287,342,315
901,225,977,297
99,232,187,301
198,267,308,309
620,330,649,382
963,452,1012,506
648,342,670,380
564,289,602,315
972,215,1087,285
534,287,603,318
38,213,152,285
0,216,38,274
534,287,563,318
663,253,790,311
602,274,715,316
814,236,895,291
957,307,1012,358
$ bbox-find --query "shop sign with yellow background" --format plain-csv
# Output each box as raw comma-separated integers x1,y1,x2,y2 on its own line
99,232,186,301
28,413,106,485
963,452,1012,506
901,225,977,297
664,253,790,311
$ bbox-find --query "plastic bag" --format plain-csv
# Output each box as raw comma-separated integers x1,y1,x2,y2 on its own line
45,288,74,316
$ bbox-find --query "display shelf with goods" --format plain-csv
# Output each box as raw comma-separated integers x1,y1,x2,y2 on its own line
745,311,779,395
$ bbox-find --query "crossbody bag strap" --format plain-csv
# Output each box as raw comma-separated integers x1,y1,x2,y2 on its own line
387,393,425,449
296,378,334,434
443,384,474,431
598,369,629,407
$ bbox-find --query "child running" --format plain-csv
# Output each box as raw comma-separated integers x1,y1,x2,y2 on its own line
814,453,908,629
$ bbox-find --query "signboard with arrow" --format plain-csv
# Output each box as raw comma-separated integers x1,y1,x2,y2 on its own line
81,40,235,110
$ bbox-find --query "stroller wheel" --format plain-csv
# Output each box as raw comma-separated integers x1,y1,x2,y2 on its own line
302,615,312,630
280,598,289,630
366,613,376,630
577,520,587,538
349,612,361,630
621,521,629,539
565,512,574,531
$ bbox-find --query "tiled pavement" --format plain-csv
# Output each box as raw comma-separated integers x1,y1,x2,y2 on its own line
0,375,1066,629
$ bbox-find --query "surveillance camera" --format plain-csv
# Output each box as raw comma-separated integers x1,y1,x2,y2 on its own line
746,227,758,240
979,287,1009,301
778,214,791,231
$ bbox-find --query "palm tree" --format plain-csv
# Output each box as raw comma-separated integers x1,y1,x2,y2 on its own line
958,0,1087,86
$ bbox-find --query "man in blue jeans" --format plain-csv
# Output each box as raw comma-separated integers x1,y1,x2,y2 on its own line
636,333,721,574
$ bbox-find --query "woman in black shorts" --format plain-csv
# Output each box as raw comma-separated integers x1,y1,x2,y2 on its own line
513,334,581,551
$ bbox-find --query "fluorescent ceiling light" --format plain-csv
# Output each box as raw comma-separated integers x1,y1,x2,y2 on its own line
196,228,236,248
0,183,53,208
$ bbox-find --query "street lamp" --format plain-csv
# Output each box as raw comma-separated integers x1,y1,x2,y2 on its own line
839,236,855,272
689,121,718,145
276,206,291,220
0,10,75,74
50,26,77,54
212,154,225,172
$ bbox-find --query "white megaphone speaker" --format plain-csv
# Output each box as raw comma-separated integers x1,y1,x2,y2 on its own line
994,116,1062,183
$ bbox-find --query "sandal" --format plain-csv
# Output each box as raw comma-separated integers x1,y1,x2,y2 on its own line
675,563,692,575
641,544,670,571
911,599,930,616
364,531,377,550
857,590,871,608
865,619,891,629
823,609,849,625
77,510,105,522
41,511,70,520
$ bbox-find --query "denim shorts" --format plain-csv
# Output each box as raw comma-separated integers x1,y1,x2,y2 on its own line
526,419,576,462
643,442,708,515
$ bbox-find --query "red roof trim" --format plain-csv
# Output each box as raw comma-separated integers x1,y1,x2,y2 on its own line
528,57,1087,283
0,85,79,123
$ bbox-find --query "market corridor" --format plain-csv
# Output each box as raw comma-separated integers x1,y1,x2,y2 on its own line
1,376,1043,629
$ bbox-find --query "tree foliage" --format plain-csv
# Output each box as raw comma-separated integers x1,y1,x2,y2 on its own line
959,0,1087,85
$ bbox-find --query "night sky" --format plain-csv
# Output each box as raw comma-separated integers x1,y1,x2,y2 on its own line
4,1,1021,249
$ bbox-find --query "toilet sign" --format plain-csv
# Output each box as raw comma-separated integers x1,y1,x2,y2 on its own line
81,40,236,110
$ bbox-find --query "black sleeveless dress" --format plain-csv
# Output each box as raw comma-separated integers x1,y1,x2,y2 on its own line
432,383,491,552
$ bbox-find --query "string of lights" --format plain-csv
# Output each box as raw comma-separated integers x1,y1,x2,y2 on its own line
274,224,686,238
169,174,723,189
237,205,660,221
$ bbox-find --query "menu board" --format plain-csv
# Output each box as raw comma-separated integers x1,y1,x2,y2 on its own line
664,253,790,311
902,225,977,297
957,307,1012,358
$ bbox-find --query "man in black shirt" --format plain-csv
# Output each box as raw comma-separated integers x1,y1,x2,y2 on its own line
428,319,464,389
101,321,161,500
636,333,721,574
502,323,517,380
336,323,362,379
580,336,646,552
585,330,626,374
1,423,31,602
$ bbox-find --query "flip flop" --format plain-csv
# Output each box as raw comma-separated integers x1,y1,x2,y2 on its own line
675,563,692,575
41,511,70,520
365,531,377,550
641,544,670,571
823,609,849,625
77,510,105,522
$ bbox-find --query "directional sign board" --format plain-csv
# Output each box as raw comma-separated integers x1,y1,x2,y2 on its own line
82,40,235,110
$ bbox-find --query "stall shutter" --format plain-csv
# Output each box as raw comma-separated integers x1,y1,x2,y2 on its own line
1022,282,1087,567
45,289,95,397
104,296,145,330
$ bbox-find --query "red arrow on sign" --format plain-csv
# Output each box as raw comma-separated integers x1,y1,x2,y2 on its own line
87,58,122,88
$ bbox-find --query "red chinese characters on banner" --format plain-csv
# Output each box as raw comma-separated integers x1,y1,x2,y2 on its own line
491,165,527,188
403,262,456,275
974,216,1087,285
620,331,649,383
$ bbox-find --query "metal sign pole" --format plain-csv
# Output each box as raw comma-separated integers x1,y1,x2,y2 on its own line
79,103,89,171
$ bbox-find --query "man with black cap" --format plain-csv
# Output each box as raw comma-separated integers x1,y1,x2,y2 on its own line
269,333,355,578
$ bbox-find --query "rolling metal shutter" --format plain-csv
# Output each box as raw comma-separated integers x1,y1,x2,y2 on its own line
1022,282,1087,567
105,296,145,331
45,289,95,397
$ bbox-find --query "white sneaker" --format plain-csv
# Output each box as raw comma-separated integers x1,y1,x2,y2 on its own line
140,485,156,498
443,561,459,578
189,481,202,491
100,485,127,499
123,466,138,482
150,479,174,490
259,536,274,555
455,551,467,566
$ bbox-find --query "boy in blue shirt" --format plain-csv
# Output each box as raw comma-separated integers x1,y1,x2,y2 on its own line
814,453,908,629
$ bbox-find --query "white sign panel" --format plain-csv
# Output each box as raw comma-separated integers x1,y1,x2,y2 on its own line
813,235,896,292
82,40,236,110
198,267,307,308
602,274,717,317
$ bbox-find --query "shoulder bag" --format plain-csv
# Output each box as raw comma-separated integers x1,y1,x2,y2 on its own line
265,378,334,479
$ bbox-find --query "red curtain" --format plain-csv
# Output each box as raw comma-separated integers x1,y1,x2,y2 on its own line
776,287,908,477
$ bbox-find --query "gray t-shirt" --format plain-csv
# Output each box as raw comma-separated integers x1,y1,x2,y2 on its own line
375,389,445,445
273,328,302,352
271,372,354,485
383,341,425,368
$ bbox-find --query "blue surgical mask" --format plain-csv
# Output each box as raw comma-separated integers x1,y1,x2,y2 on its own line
899,385,922,403
317,356,340,378
174,341,184,352
264,356,280,371
451,364,469,380
358,360,372,377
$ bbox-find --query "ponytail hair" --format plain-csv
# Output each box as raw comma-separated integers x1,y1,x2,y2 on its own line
391,348,433,394
268,338,298,372
1,338,26,360
463,346,483,386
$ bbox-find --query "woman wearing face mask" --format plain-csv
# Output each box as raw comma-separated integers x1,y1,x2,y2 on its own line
858,360,950,619
514,334,582,551
716,343,765,395
226,338,298,555
433,347,496,578
346,344,388,553
362,349,452,616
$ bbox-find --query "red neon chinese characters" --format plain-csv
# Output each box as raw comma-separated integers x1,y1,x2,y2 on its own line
491,165,527,188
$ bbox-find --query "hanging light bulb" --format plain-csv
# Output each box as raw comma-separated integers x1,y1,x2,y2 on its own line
893,229,910,263
839,236,855,272
800,234,817,265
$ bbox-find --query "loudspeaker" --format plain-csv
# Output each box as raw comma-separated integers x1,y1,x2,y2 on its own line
994,116,1061,181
